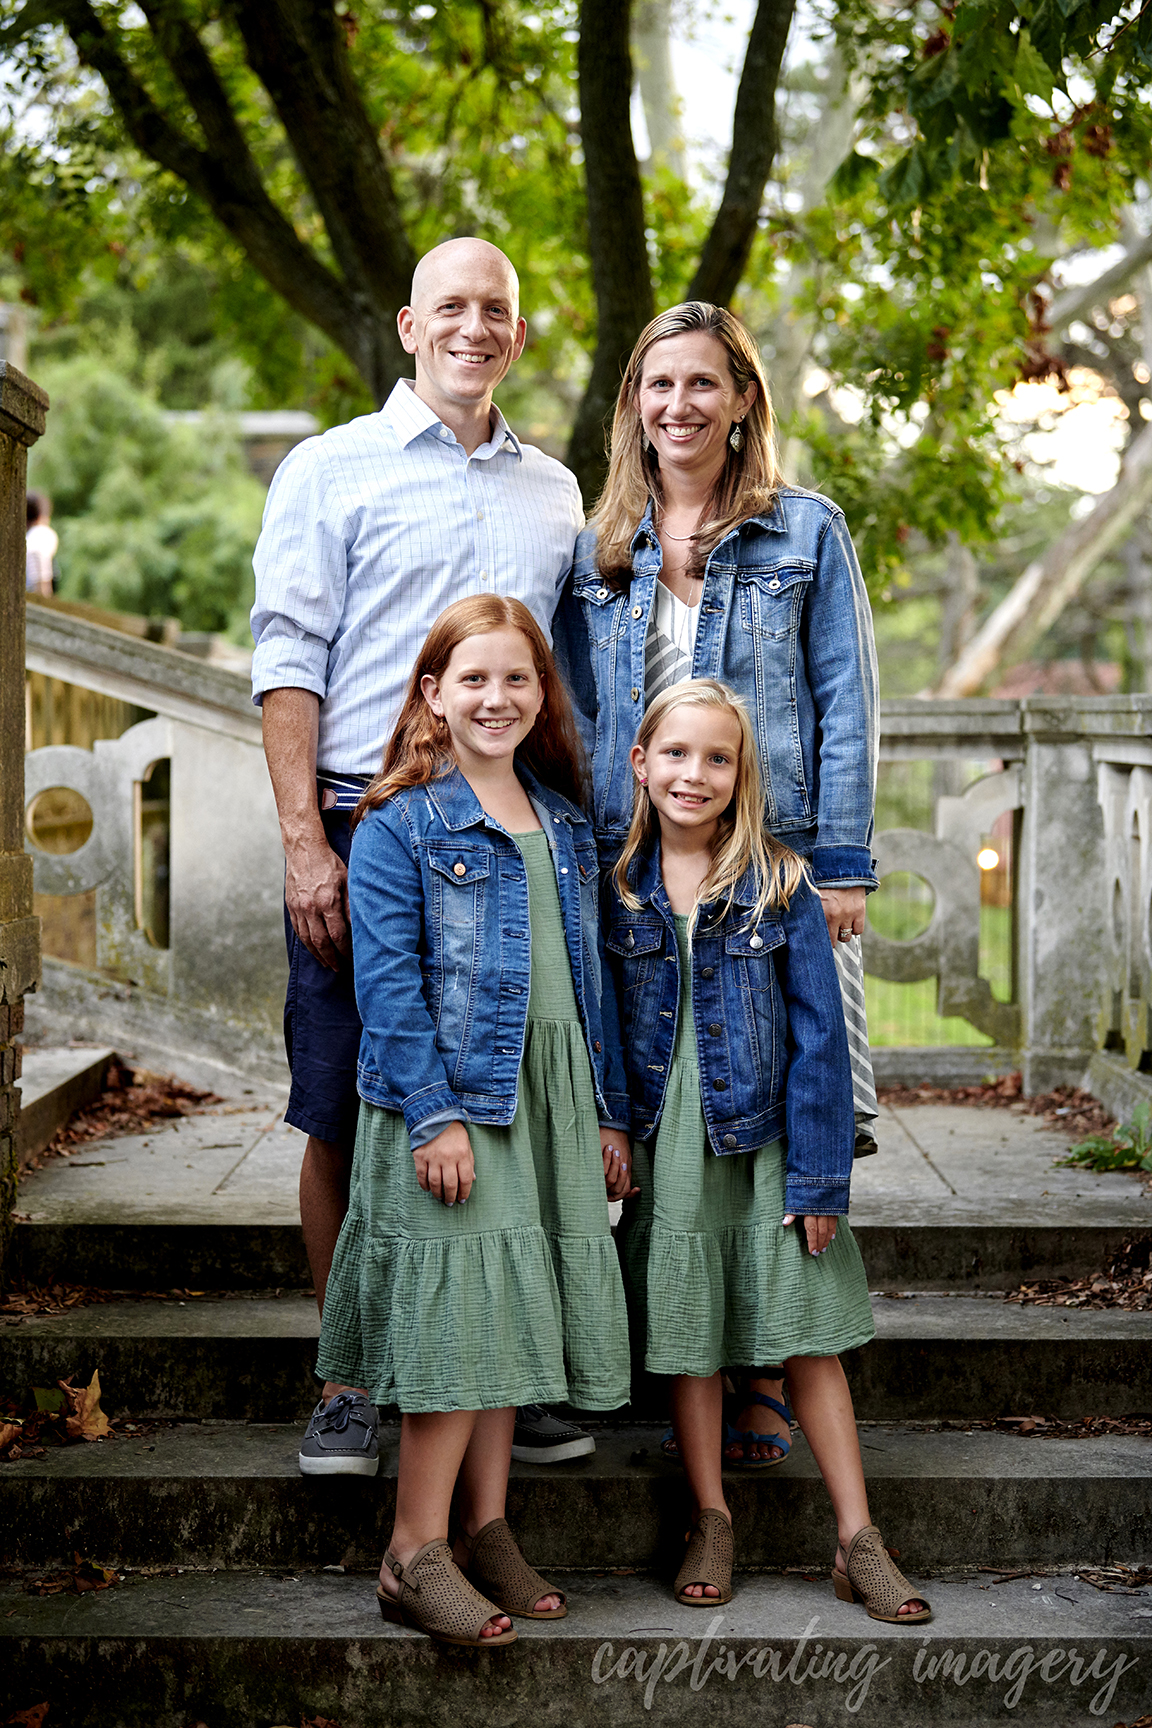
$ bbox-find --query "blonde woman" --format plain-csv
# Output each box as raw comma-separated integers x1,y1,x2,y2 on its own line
554,301,880,1467
604,678,927,1623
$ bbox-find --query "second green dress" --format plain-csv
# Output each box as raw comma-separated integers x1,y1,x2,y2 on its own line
316,829,631,1414
618,915,876,1373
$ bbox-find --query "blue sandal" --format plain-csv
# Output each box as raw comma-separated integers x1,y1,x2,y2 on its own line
728,1391,792,1470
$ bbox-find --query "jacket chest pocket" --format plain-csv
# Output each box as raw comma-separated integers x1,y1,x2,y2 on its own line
737,563,813,642
725,921,784,988
607,917,665,988
428,851,491,958
574,578,627,650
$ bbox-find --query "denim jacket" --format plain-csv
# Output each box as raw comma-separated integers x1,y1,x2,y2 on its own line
606,846,855,1215
553,490,879,884
349,764,629,1136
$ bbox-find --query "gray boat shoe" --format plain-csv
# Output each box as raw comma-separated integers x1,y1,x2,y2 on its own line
298,1390,380,1476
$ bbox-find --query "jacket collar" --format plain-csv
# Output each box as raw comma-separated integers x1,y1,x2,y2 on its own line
627,492,788,557
628,842,763,917
422,761,585,833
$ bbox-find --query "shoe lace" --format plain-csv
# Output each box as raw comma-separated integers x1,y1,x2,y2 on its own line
316,1393,365,1435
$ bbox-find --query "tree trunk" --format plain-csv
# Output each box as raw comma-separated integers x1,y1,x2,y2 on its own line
934,420,1152,697
567,0,655,507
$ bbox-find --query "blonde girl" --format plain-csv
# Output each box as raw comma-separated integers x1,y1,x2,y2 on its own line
316,595,633,1649
607,678,929,1624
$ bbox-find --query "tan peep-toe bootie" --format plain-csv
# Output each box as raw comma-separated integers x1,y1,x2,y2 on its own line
376,1538,517,1647
458,1516,567,1619
832,1525,932,1623
674,1508,734,1607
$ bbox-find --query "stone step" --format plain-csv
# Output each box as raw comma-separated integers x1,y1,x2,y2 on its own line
3,1295,1150,1423
1,1569,1147,1728
15,1046,115,1168
3,1423,1148,1575
10,1214,1145,1293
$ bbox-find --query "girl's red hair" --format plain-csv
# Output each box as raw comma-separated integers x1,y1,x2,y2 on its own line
353,594,585,823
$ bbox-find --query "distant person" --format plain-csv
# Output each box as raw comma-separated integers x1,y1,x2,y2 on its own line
25,490,57,595
250,237,594,1475
315,596,632,1647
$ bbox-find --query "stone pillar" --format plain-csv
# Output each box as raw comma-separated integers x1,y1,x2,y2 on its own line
0,361,48,1270
1017,704,1108,1093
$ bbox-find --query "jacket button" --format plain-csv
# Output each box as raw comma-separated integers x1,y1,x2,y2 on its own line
597,587,608,598
593,1041,601,1052
453,862,466,877
723,1134,738,1148
749,933,763,949
631,687,640,701
701,966,714,978
625,931,635,948
713,1077,728,1091
708,1023,722,1036
631,605,643,619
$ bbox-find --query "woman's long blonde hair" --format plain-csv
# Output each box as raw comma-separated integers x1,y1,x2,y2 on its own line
353,594,585,823
613,679,806,931
593,303,783,589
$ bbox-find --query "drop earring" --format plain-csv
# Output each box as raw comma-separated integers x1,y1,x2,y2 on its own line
729,420,744,453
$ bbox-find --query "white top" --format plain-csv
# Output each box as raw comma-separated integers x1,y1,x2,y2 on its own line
25,522,58,591
250,380,584,775
644,578,700,703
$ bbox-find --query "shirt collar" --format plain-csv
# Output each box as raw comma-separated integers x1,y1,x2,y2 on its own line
381,379,522,461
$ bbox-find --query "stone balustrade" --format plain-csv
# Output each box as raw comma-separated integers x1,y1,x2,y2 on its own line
20,614,1152,1117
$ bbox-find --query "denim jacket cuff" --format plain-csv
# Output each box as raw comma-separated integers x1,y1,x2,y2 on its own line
811,845,879,891
783,1176,851,1216
597,1116,630,1134
401,1083,468,1138
600,1093,632,1132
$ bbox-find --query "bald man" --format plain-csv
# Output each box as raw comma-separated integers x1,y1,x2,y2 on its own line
252,239,587,1472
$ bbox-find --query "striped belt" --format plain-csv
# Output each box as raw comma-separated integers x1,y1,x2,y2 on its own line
317,771,372,812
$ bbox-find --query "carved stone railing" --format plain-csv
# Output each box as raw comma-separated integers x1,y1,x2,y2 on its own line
868,695,1152,1116
22,604,286,1087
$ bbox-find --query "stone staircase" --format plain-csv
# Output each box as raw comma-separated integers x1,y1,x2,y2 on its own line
2,1094,1151,1727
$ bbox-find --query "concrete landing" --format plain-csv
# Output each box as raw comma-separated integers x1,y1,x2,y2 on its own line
2,1423,1148,1574
1,1571,1147,1728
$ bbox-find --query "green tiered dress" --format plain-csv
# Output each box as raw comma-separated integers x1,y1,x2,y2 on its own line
618,915,875,1374
316,829,631,1414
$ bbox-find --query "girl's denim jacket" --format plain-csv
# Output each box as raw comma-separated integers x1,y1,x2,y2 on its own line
349,763,629,1139
553,490,879,883
606,847,855,1216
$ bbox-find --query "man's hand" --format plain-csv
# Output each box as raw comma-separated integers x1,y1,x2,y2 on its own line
817,886,866,949
285,839,351,971
415,1121,475,1205
601,1127,639,1200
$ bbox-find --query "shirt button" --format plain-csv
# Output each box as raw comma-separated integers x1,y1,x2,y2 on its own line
477,511,484,521
479,570,489,581
749,934,763,949
631,687,640,701
723,1134,738,1149
713,1077,728,1091
708,1023,722,1036
631,605,643,619
701,966,714,978
453,862,466,877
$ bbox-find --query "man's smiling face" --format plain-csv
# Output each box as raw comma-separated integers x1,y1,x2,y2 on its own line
398,238,527,425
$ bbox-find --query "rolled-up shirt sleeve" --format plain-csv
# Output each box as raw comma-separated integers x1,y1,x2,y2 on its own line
250,441,349,706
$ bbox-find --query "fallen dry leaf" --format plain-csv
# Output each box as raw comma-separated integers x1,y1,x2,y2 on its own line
3,1705,49,1728
26,1555,117,1597
58,1371,110,1442
0,1422,19,1453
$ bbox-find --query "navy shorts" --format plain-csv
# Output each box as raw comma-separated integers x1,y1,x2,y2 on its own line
283,808,363,1146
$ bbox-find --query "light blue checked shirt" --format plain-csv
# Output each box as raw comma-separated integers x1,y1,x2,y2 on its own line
251,380,584,774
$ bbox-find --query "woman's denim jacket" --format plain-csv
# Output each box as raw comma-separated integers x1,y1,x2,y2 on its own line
553,490,879,883
606,847,855,1216
349,764,629,1138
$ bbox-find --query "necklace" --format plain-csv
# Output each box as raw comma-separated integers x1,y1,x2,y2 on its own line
658,509,703,543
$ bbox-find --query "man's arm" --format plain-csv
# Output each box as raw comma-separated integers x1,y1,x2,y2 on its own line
262,687,350,970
